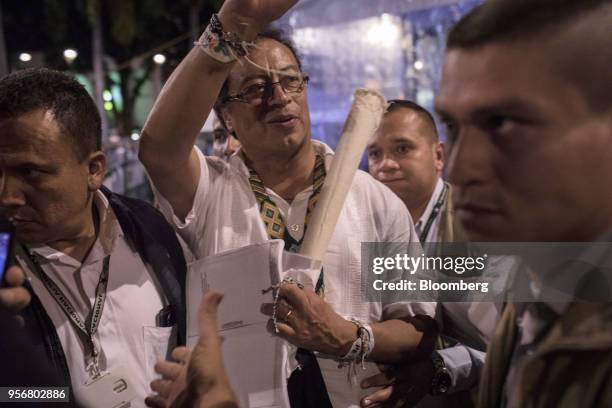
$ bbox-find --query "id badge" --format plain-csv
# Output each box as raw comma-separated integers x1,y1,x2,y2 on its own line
75,364,139,408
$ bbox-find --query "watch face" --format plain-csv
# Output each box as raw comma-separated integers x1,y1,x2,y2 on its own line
431,352,453,395
432,367,452,395
439,368,452,393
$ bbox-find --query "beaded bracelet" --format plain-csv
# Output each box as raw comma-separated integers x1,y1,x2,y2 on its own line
360,322,375,363
194,13,255,63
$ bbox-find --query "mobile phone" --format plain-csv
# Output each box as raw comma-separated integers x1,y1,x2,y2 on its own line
0,218,15,287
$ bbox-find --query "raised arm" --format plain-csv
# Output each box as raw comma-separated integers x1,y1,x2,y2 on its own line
139,0,298,220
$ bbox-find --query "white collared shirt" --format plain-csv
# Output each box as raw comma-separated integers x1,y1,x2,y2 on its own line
17,191,173,408
152,140,435,407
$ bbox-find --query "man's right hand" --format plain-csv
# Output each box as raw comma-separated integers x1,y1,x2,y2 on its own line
218,0,299,39
0,265,31,313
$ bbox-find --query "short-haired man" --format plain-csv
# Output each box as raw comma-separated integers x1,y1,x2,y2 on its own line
365,100,495,406
368,100,454,243
434,0,612,406
139,0,435,406
0,68,187,407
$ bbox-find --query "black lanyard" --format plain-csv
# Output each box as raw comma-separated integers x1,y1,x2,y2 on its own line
25,247,110,378
419,182,449,243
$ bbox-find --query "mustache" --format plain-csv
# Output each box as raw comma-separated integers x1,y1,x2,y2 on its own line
0,209,35,222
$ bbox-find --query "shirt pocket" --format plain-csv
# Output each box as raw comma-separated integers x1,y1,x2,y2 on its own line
143,325,175,383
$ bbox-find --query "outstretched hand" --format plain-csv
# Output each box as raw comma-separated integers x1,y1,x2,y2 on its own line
146,291,238,408
186,291,237,407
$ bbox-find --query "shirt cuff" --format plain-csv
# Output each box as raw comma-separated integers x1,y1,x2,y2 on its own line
437,344,485,393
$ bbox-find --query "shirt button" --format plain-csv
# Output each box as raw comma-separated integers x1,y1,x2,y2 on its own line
289,224,301,232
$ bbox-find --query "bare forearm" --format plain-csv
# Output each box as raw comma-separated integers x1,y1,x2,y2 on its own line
330,318,434,363
140,7,260,171
140,48,233,171
368,319,426,363
139,11,257,219
138,46,228,220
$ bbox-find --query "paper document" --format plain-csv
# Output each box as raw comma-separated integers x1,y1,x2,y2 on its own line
187,240,320,408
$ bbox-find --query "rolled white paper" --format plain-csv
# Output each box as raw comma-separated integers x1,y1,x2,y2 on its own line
300,88,386,264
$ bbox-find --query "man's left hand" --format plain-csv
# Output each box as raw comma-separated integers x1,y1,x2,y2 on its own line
260,282,356,356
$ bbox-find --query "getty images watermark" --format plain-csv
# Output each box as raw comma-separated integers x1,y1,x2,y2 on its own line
360,242,612,303
371,253,490,293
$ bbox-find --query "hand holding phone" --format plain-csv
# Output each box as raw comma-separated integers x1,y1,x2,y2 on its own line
0,218,15,285
0,219,31,312
0,265,31,313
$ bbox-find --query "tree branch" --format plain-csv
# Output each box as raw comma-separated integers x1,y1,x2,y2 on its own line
132,60,155,97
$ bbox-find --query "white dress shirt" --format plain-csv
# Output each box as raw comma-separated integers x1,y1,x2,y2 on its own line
152,140,435,407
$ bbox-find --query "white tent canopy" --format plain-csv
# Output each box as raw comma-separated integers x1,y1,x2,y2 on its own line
281,0,463,29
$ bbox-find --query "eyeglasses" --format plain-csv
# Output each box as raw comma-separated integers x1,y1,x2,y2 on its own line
222,74,309,104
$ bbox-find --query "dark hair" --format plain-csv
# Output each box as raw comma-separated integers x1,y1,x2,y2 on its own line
387,99,438,141
213,27,303,135
0,68,101,160
448,0,612,112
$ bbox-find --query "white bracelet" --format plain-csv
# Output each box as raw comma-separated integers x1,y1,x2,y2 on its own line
194,14,255,64
362,323,375,361
338,336,363,366
337,319,375,370
194,24,238,63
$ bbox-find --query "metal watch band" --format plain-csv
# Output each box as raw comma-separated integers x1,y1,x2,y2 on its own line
431,351,452,396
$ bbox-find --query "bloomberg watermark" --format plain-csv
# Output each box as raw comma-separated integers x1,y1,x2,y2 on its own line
361,242,612,303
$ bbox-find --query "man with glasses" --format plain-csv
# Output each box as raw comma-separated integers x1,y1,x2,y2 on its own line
139,1,435,406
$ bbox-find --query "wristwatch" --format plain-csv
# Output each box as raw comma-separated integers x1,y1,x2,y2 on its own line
430,351,452,396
